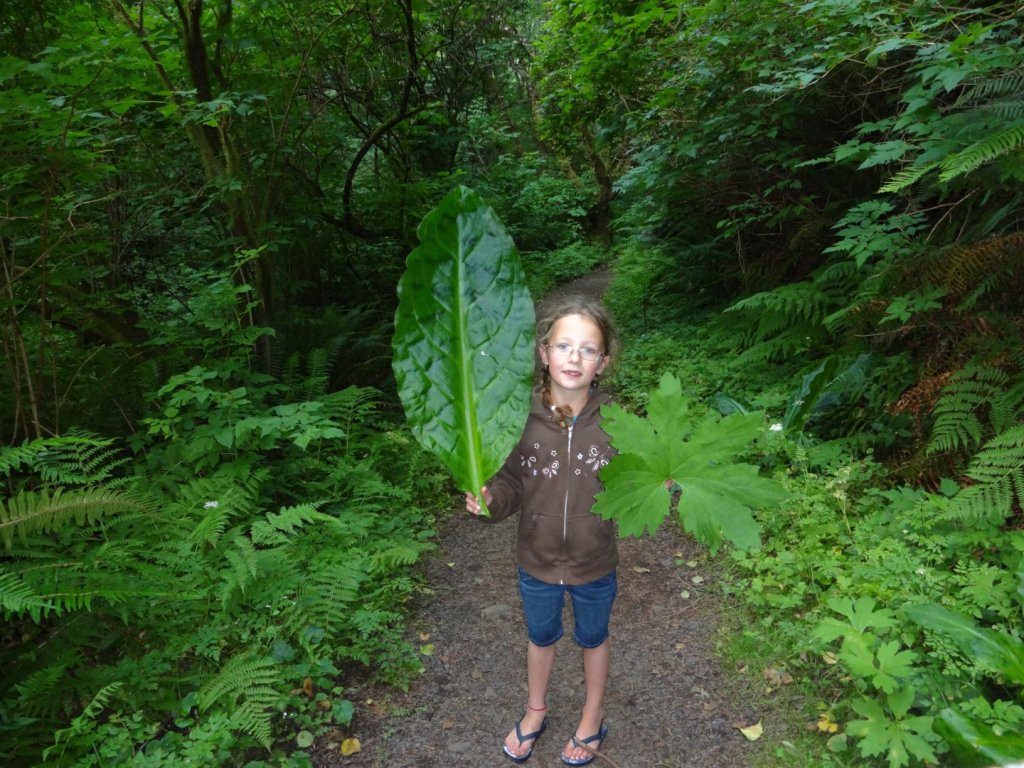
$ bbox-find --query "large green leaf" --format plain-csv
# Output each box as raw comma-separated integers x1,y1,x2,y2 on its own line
593,372,787,551
903,603,1024,683
934,708,1024,767
392,186,535,515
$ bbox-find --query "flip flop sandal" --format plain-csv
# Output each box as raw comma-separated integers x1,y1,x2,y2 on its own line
503,716,548,763
560,721,609,766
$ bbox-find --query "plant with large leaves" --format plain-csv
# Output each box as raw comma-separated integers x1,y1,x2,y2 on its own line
593,372,787,552
392,186,535,515
905,603,1024,767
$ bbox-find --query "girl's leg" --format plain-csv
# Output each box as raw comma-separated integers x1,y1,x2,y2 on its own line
562,639,610,761
506,568,563,758
504,640,556,757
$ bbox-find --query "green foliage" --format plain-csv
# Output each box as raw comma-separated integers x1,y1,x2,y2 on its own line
946,425,1024,525
521,242,607,297
594,372,787,551
0,349,444,765
725,282,836,364
904,605,1024,765
928,360,1024,455
844,686,938,768
392,186,535,514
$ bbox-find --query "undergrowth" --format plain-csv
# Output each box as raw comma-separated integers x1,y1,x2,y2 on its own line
607,242,1024,768
0,324,451,767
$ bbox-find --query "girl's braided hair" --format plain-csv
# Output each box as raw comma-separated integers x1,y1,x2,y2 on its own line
536,295,620,429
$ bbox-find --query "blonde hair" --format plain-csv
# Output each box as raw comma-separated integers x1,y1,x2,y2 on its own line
536,296,620,428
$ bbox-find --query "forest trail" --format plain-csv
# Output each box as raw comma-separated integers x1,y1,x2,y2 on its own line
314,268,761,768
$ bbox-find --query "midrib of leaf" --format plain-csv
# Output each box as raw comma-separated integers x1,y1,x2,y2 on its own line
455,226,486,509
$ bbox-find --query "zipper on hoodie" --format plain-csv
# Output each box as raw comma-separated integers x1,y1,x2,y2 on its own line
560,421,574,585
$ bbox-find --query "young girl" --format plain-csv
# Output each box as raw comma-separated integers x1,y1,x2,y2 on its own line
465,296,621,766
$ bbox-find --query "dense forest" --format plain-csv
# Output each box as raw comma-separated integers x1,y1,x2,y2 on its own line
2,1,1024,766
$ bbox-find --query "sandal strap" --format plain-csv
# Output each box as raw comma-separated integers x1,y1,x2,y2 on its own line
572,721,608,747
514,717,547,744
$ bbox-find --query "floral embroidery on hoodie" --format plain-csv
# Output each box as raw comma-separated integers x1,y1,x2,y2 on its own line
585,444,610,473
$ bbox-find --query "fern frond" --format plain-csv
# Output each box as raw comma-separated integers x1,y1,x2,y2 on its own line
44,681,124,760
182,474,264,546
879,159,940,193
37,430,127,486
938,122,1024,183
947,426,1024,524
370,541,431,573
0,488,151,550
197,652,281,747
0,432,123,485
250,503,334,546
235,700,274,749
958,71,1024,106
726,282,831,326
813,259,863,286
734,326,819,364
328,608,403,665
12,660,75,714
921,232,1024,301
220,535,260,606
928,360,1024,456
300,557,367,634
0,569,53,621
197,652,280,709
978,99,1024,121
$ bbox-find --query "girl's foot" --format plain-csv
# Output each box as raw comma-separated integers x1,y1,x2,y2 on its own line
561,718,608,766
503,704,547,761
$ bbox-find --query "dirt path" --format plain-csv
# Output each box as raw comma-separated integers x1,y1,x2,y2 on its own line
312,268,761,768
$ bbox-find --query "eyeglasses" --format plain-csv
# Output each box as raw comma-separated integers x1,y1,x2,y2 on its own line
545,342,604,362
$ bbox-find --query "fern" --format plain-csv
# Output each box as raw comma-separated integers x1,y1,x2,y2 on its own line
978,99,1024,121
197,653,281,748
940,232,1024,301
221,534,260,605
300,557,367,634
734,325,821,364
182,471,265,546
11,660,75,715
370,541,431,572
958,70,1024,106
0,569,53,621
250,503,335,545
0,432,124,486
929,362,1024,455
0,487,152,550
947,426,1024,525
727,281,831,328
879,159,940,193
938,122,1024,183
43,681,124,761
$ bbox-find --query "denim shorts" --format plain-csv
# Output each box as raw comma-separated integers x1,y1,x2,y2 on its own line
517,567,617,649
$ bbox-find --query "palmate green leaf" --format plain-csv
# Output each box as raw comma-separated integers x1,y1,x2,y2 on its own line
392,186,535,515
847,688,938,768
594,372,787,552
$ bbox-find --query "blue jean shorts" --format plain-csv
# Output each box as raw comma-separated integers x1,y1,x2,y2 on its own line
517,567,617,648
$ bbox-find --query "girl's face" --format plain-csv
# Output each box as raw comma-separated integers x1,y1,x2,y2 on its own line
539,313,609,400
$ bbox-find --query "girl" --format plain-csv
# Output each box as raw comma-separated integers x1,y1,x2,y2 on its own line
465,296,621,766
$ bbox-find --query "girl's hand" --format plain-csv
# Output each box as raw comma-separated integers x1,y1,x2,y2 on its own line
465,487,493,516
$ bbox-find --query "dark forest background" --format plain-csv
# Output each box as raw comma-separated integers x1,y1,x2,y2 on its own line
3,2,1024,766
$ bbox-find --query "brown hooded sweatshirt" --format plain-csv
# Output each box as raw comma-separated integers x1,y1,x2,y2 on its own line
481,389,618,585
